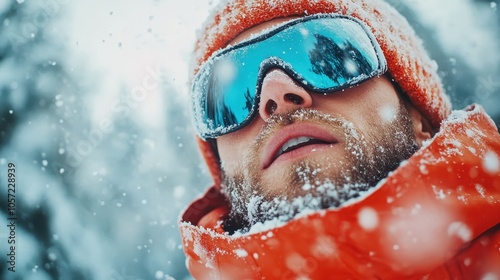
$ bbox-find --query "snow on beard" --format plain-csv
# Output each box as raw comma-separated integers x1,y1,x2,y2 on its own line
222,106,419,233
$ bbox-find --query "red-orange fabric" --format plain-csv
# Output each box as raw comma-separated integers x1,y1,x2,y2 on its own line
179,106,500,279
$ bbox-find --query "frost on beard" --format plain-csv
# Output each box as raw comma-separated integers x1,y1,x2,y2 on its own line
224,165,375,235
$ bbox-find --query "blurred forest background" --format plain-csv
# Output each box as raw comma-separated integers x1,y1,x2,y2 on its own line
0,0,498,279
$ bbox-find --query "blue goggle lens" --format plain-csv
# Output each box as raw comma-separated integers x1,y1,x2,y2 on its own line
192,14,387,139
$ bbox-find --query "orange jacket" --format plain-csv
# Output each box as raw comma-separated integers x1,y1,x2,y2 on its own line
179,105,500,279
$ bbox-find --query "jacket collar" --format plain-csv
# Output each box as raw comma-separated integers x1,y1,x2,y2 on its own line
179,105,500,279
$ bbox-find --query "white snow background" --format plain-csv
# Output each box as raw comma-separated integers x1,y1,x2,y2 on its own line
0,0,498,279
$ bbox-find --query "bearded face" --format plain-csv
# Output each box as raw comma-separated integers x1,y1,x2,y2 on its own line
220,103,419,232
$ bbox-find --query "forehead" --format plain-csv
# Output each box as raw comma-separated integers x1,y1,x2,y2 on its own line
229,16,300,45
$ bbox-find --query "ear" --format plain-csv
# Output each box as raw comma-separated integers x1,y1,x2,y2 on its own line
405,103,433,147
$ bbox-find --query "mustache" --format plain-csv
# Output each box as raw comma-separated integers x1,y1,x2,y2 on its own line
254,107,357,144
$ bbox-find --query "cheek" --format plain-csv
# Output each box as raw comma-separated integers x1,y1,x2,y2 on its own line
217,136,241,172
216,120,265,173
217,132,253,174
355,94,401,129
377,104,399,123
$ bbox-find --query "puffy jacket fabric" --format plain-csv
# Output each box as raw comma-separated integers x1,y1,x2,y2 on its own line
179,105,500,279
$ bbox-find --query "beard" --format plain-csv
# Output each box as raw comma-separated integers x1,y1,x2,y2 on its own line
221,104,420,233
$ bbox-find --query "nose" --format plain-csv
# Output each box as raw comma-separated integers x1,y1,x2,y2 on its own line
258,69,313,120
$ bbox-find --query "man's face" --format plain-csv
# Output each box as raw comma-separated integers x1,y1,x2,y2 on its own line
215,18,423,230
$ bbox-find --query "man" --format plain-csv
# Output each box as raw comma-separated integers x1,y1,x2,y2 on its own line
179,0,500,279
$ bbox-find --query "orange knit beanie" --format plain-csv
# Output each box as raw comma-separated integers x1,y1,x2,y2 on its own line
191,0,452,187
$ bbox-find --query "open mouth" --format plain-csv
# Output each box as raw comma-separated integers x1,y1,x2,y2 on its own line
262,124,339,169
274,136,331,158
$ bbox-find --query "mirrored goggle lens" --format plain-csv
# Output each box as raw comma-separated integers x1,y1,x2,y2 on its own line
192,14,387,139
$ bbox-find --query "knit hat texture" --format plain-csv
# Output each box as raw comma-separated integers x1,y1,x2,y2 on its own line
192,0,452,187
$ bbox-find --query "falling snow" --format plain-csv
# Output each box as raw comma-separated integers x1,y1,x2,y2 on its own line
483,150,500,174
234,248,249,258
358,207,379,231
379,105,397,123
2,0,500,279
447,222,472,242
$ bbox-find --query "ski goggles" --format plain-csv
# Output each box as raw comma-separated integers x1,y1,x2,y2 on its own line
192,14,387,139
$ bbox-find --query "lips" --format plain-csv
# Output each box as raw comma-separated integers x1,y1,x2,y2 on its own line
275,136,330,158
262,123,339,169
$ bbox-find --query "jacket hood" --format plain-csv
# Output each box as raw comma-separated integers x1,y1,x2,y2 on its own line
179,104,500,279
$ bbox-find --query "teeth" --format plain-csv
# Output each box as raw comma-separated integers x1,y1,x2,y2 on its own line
278,136,313,156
